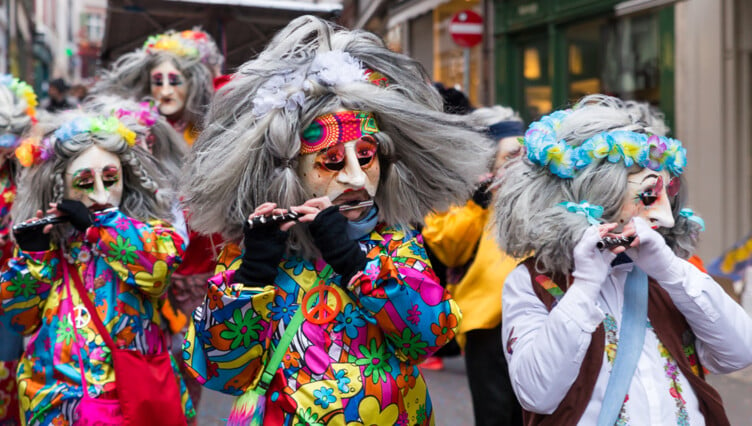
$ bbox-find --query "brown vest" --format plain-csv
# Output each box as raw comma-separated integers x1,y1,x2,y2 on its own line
521,258,729,426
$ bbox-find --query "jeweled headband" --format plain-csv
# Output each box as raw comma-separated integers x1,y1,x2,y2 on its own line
524,110,687,178
300,110,379,154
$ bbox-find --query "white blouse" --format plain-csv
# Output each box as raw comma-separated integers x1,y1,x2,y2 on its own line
501,258,752,425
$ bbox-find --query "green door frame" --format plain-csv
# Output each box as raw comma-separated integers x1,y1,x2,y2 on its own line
494,1,675,128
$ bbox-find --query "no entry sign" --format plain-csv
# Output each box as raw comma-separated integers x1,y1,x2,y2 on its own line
449,10,483,48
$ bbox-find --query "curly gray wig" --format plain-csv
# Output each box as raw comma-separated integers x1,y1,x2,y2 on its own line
12,110,176,246
494,94,701,275
0,78,35,141
183,15,494,258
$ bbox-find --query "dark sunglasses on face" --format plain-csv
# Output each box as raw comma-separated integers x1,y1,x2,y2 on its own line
637,175,681,206
319,136,379,172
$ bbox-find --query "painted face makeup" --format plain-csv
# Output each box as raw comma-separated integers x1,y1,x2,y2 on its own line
617,168,677,230
150,60,188,120
64,146,123,210
298,137,380,221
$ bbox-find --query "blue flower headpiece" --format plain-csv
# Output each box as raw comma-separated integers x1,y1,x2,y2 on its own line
524,110,687,178
54,116,136,147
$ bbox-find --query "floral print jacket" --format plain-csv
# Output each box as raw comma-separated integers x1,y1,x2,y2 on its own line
184,224,461,425
0,209,193,425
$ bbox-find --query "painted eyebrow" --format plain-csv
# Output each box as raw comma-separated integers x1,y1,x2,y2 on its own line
641,174,659,183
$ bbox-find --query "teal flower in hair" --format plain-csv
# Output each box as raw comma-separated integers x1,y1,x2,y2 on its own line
558,201,604,225
679,208,705,231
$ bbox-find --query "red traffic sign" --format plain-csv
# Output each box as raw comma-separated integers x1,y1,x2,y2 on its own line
449,10,483,48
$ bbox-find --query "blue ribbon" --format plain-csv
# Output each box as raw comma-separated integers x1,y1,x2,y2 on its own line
558,201,604,225
679,208,705,231
597,266,649,426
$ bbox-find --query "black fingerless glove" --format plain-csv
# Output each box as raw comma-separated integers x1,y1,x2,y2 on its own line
14,227,51,252
471,181,492,209
309,206,367,285
234,221,288,286
58,199,93,232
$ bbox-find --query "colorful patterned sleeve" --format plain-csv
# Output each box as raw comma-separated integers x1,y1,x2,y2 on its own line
348,227,462,365
0,248,61,335
93,209,186,298
183,269,275,395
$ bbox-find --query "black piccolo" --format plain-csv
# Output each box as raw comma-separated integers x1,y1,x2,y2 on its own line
596,235,636,250
12,207,118,233
12,215,69,233
247,211,301,229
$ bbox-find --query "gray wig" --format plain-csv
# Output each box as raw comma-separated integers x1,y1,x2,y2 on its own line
12,110,176,246
82,94,187,186
0,79,35,140
494,94,701,275
183,15,493,258
93,30,221,129
469,105,522,128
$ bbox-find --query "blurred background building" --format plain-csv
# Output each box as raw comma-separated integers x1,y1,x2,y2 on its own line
347,0,751,265
0,0,747,265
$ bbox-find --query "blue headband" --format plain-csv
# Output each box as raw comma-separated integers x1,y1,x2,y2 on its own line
488,121,524,140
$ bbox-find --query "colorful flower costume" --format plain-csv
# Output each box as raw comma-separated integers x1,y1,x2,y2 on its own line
0,162,21,425
0,209,194,425
184,225,461,425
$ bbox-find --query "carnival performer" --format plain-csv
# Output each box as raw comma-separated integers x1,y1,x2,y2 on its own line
0,74,37,425
422,105,525,426
93,30,226,409
182,16,493,425
497,94,752,425
94,28,223,145
0,109,194,425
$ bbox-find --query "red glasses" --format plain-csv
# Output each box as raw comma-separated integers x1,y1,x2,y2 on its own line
637,175,681,206
318,136,379,172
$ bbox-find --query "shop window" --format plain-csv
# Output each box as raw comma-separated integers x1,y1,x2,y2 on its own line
565,13,660,104
521,38,551,121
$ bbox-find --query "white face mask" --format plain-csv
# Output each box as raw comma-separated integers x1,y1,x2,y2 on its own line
616,168,677,231
150,60,188,120
64,146,123,210
297,138,380,221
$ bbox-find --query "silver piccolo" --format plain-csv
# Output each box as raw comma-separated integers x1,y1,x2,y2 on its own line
247,200,375,229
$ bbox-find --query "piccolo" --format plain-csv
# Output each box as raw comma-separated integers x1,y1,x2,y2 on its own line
12,207,118,233
12,215,68,233
597,235,636,250
247,200,375,229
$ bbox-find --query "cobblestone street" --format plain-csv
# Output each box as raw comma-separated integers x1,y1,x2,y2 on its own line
196,357,752,425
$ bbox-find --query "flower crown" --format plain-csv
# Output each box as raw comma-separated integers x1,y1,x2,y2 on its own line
143,30,220,65
524,110,687,178
0,74,38,123
115,101,160,129
54,116,137,147
251,50,389,118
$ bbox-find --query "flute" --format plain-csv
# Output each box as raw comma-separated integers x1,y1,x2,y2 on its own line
596,235,636,250
12,207,118,233
247,200,375,229
12,215,68,233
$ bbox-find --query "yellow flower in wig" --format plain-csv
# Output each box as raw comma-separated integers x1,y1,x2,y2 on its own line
617,139,643,167
116,123,137,147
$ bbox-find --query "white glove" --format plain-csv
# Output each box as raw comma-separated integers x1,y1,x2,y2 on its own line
626,217,684,283
571,226,617,300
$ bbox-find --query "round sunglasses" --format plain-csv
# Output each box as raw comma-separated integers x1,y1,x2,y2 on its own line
318,136,379,172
